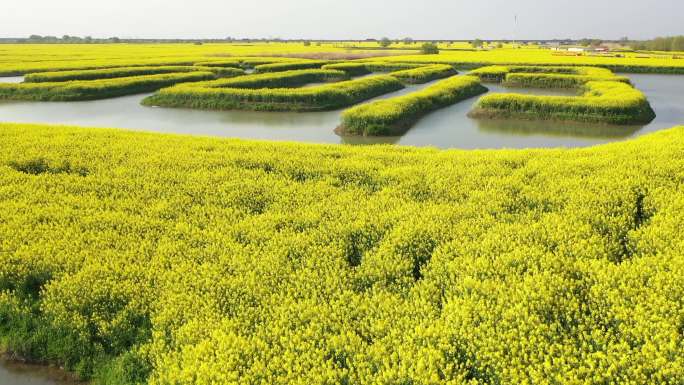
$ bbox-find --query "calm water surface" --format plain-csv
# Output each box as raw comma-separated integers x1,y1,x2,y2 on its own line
0,74,682,149
1,76,24,83
0,358,75,385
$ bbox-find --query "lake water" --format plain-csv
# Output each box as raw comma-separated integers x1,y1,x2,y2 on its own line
0,358,76,385
0,74,682,149
1,76,24,83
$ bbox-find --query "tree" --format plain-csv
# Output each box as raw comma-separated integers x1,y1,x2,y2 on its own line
421,42,439,55
471,39,484,49
629,36,684,52
672,36,684,51
379,37,391,48
303,40,311,46
403,37,414,45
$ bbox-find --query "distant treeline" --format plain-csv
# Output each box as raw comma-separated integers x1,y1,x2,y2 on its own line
2,35,684,52
631,36,684,52
0,36,621,45
0,35,241,44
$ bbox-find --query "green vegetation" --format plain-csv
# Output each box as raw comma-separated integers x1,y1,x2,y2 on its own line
469,65,630,86
420,42,440,55
389,64,457,84
192,59,244,68
466,65,653,125
0,72,216,101
368,52,684,74
1,123,684,385
0,59,201,77
632,35,684,52
321,62,439,78
321,62,372,76
502,71,630,89
254,60,329,73
194,57,301,69
177,68,348,90
470,80,656,124
23,66,243,83
195,66,246,77
340,75,486,135
142,74,403,111
464,65,511,82
362,62,426,72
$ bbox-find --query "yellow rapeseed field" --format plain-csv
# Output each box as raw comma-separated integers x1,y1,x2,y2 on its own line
1,123,683,385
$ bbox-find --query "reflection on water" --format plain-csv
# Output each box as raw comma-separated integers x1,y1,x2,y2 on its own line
0,74,682,149
0,357,76,385
475,118,642,139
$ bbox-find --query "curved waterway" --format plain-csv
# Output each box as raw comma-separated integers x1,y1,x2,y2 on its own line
0,74,682,149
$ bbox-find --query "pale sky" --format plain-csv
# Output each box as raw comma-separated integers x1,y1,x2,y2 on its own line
2,0,681,40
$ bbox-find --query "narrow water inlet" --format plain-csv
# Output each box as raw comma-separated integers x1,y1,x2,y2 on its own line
0,76,25,83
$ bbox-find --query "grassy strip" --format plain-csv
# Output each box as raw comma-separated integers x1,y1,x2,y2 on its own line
184,69,348,89
365,56,684,74
362,62,426,72
195,66,246,78
467,65,510,82
321,62,371,76
469,65,629,84
0,72,216,101
254,60,330,73
193,59,243,68
469,80,656,124
0,59,203,77
503,72,630,88
321,62,430,76
339,75,487,135
389,64,458,84
599,64,684,74
142,75,404,111
193,57,300,68
23,66,242,82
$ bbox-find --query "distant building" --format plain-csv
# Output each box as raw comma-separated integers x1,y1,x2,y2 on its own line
550,46,611,53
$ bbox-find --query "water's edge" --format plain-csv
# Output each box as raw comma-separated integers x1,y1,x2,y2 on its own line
1,351,84,385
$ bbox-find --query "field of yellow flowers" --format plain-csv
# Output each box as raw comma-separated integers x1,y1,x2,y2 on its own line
2,43,683,76
1,122,683,385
